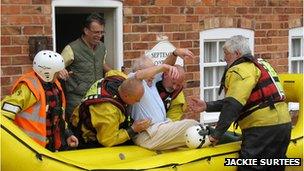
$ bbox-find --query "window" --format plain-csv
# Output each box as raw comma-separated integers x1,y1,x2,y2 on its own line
288,27,303,128
202,40,226,102
199,28,254,124
289,27,304,73
199,28,254,101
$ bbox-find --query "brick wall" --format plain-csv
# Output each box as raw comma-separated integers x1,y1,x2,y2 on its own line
122,0,303,98
1,0,52,97
1,0,303,99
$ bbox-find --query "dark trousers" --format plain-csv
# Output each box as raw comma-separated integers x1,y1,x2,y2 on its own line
238,123,292,171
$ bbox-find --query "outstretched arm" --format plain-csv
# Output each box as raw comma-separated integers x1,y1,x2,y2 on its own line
164,48,195,66
135,64,179,81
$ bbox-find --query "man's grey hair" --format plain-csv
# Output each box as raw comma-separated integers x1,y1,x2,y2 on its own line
131,55,154,72
222,35,252,56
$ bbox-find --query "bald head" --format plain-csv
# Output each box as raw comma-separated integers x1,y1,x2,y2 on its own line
119,77,144,104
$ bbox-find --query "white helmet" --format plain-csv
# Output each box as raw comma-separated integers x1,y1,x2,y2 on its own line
33,50,65,82
185,124,212,149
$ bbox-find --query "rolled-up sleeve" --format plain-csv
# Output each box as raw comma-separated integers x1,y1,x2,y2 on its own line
61,45,74,67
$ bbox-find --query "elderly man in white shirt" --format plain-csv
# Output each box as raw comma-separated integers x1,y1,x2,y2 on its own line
129,49,199,150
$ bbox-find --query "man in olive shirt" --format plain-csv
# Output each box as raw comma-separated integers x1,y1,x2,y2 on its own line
59,13,111,120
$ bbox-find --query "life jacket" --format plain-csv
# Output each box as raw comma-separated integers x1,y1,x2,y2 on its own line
156,75,183,111
43,82,66,151
13,70,66,148
219,54,285,121
77,76,130,133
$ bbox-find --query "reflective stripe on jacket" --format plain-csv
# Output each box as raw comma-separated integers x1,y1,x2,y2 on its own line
12,70,66,147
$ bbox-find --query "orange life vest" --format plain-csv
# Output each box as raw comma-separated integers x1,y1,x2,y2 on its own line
12,70,66,147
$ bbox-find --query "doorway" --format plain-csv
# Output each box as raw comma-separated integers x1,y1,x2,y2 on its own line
52,0,123,69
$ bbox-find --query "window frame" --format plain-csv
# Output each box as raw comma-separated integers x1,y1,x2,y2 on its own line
288,27,304,73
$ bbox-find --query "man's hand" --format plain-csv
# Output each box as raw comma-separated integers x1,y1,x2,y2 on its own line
208,135,219,146
182,112,200,121
58,69,73,80
173,48,195,60
164,48,195,66
187,97,207,113
162,64,180,80
66,135,79,148
132,119,151,133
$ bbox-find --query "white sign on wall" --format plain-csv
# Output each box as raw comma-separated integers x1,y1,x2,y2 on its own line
145,40,184,66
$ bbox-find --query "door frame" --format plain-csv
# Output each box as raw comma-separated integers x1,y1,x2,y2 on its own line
52,0,123,69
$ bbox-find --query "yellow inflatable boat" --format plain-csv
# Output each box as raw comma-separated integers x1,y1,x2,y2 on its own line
1,74,303,171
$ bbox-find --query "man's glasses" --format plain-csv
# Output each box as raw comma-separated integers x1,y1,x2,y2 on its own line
88,28,106,35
